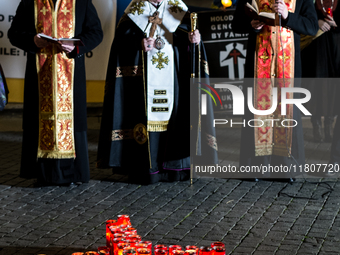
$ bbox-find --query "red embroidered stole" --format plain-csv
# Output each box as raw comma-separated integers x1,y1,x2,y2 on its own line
35,0,76,158
254,0,296,157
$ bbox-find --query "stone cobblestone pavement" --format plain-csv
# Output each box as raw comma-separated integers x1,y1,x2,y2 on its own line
0,107,339,255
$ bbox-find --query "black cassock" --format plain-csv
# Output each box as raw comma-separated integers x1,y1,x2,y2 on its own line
8,0,103,185
97,14,218,184
301,4,340,163
232,0,318,176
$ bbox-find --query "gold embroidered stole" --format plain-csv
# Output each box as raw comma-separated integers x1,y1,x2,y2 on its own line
254,0,296,157
35,0,76,158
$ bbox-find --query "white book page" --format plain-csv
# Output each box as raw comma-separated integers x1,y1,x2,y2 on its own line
259,12,275,19
252,0,259,13
246,2,258,13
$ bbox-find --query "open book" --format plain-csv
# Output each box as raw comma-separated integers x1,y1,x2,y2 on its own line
38,33,84,46
245,0,277,26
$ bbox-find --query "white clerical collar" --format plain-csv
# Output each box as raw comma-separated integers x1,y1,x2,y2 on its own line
125,0,188,34
149,1,161,8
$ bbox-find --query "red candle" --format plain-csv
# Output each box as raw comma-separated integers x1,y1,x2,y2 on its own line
327,8,333,17
136,248,151,255
154,245,167,250
126,235,142,242
172,250,184,255
117,243,129,255
125,240,137,248
123,247,136,255
184,250,197,255
120,224,129,231
109,227,120,235
85,252,99,255
106,220,118,247
210,242,225,248
98,247,111,255
117,215,131,226
126,227,137,234
211,246,226,255
114,233,126,239
135,243,148,250
113,238,126,255
199,246,212,255
72,253,84,255
185,246,198,255
185,246,198,251
138,241,152,250
169,245,182,255
155,249,168,255
124,231,134,236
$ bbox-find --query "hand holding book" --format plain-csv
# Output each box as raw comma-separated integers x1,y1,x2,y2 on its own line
251,19,265,30
35,33,84,54
34,34,50,48
245,0,288,27
38,33,84,46
245,0,276,26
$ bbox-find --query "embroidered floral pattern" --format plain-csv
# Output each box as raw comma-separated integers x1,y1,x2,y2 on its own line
203,60,210,75
36,0,76,158
130,1,146,15
206,133,218,151
151,52,169,70
168,0,183,13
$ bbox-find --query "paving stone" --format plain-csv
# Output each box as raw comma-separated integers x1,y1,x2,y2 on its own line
1,111,340,254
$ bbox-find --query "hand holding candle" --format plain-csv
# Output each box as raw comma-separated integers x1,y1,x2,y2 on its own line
325,15,337,27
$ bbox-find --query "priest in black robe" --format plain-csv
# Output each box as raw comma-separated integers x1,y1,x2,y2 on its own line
232,0,318,179
8,0,103,186
301,0,339,147
97,0,218,184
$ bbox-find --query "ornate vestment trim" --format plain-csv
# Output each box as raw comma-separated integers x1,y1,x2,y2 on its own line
112,129,134,141
253,0,296,157
124,0,188,133
35,0,76,159
147,120,169,132
116,65,143,78
112,125,148,145
202,60,210,76
206,133,218,151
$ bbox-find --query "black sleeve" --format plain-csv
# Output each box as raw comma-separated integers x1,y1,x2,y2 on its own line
213,0,223,8
232,0,253,33
178,12,191,32
8,0,39,54
69,0,104,58
285,0,319,35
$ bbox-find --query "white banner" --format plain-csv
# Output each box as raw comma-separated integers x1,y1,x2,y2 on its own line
0,0,116,80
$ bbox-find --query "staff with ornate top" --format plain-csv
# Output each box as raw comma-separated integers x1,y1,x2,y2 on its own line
190,12,199,186
190,13,198,79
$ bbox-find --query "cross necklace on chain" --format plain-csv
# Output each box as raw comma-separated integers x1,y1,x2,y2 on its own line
148,1,166,51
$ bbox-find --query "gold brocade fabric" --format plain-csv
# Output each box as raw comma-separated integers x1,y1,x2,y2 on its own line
35,0,76,158
254,0,296,157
